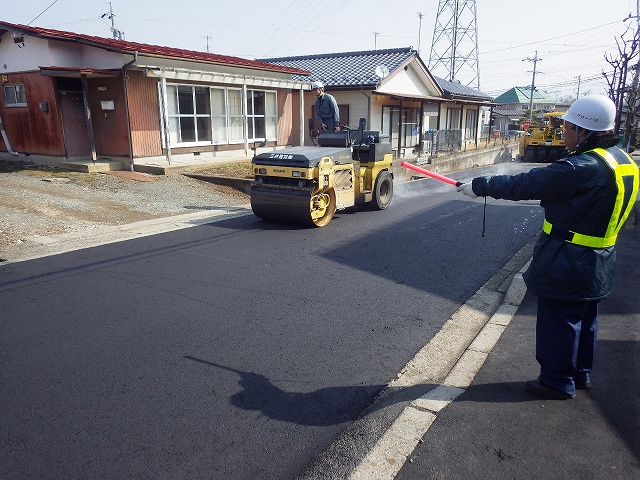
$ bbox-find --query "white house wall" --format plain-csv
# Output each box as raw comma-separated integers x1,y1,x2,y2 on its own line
377,64,439,98
0,36,126,72
0,36,53,72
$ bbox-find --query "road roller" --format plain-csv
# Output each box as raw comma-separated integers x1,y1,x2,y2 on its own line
250,119,393,227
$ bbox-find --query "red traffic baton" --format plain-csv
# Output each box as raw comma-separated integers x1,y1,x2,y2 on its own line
400,161,462,187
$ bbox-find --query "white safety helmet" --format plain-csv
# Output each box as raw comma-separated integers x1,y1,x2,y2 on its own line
311,81,324,90
561,94,616,131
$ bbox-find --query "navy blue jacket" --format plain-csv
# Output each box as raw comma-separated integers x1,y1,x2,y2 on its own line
471,147,629,301
314,93,339,130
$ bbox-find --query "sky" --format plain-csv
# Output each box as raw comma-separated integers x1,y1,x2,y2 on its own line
2,0,638,99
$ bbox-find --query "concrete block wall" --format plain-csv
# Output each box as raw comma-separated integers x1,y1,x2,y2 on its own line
394,144,518,182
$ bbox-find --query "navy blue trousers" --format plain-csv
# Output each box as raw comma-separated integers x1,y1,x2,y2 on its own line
536,297,599,396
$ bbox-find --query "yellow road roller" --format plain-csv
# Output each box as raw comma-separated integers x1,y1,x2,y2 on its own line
250,119,393,227
518,111,566,162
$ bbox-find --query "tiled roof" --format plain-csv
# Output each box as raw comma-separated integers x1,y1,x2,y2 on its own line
260,47,416,87
493,86,555,104
433,76,492,101
0,21,309,76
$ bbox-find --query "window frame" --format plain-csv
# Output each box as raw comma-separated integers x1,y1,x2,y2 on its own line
2,83,27,107
464,108,477,139
164,83,278,147
246,89,277,142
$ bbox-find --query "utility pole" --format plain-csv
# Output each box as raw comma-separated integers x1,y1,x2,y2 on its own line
417,12,423,55
205,35,212,53
373,32,379,50
523,51,542,121
575,75,581,99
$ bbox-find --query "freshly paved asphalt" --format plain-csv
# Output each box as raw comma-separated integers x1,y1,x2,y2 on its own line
0,162,543,479
1,159,638,479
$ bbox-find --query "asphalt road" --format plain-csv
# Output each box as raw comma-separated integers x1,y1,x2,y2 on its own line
0,162,543,479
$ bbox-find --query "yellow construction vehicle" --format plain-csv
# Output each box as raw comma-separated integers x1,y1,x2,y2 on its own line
518,111,566,162
250,119,393,227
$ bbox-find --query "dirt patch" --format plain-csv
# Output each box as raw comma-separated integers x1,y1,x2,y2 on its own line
0,160,250,248
185,161,253,178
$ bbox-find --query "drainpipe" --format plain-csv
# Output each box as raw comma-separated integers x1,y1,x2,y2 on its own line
300,86,305,146
122,51,138,171
360,87,371,128
475,105,480,148
243,83,249,157
0,115,19,156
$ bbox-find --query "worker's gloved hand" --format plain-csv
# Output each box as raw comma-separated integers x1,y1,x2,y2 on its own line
456,182,478,198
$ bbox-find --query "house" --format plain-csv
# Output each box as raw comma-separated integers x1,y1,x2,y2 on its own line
0,21,311,170
260,47,493,157
492,86,558,133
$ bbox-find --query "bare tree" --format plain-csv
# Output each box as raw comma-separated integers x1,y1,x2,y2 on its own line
602,15,640,145
603,16,639,148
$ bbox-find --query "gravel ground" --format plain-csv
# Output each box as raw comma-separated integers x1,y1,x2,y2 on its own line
0,161,250,249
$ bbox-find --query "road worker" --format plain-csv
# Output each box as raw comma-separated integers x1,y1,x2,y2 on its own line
457,94,639,399
312,81,340,132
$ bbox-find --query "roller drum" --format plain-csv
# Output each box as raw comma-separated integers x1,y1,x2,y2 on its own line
250,184,336,227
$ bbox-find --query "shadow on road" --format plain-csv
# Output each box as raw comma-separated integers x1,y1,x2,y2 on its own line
184,356,433,426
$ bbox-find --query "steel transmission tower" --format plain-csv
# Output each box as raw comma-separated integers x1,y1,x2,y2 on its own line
428,0,480,90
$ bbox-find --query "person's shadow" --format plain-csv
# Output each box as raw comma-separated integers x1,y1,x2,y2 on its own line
184,356,430,426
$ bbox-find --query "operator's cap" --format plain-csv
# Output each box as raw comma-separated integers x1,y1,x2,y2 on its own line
561,94,616,131
311,81,324,90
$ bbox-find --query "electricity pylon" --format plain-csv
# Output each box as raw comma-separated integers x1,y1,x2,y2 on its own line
428,0,480,90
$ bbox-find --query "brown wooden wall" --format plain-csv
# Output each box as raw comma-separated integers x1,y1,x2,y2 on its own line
124,70,163,158
277,90,293,146
289,90,303,147
0,70,301,159
87,76,129,157
0,72,65,155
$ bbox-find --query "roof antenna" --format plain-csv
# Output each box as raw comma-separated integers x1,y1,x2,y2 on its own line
28,0,61,25
101,2,125,40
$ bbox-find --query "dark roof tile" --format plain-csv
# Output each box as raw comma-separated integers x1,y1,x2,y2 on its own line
260,47,415,86
433,76,492,100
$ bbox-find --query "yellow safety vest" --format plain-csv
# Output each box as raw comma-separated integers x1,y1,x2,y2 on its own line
543,147,639,248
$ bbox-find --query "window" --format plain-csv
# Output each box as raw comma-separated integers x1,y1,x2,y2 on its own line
211,88,227,143
227,88,244,144
3,83,27,107
167,85,211,144
465,109,477,139
165,84,277,147
445,108,461,130
246,89,277,141
382,106,420,149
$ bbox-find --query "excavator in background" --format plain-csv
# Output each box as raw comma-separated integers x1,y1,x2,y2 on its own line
517,111,566,162
250,118,393,227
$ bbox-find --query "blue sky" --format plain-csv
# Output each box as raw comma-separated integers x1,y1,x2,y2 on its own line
2,0,637,98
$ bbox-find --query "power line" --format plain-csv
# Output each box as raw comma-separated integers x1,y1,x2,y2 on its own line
27,0,61,25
